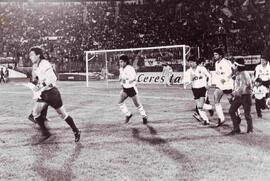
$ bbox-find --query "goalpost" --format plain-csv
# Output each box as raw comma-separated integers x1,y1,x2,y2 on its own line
85,45,199,87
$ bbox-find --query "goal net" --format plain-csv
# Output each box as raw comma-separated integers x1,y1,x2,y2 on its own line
85,45,199,87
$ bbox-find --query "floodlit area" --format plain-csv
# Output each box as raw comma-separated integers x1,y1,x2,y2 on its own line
0,81,270,180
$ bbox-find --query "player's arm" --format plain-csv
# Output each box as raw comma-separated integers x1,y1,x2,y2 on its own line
183,68,192,86
254,66,259,80
35,64,57,91
162,67,165,76
127,68,137,84
203,67,212,87
43,67,57,86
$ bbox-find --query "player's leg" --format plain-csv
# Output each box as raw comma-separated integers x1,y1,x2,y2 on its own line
255,99,262,118
204,93,214,116
196,87,210,125
242,95,253,133
55,106,80,142
32,101,51,139
228,97,242,134
214,88,225,125
44,87,80,142
28,103,49,123
118,89,132,123
131,94,148,124
128,87,147,124
196,98,210,125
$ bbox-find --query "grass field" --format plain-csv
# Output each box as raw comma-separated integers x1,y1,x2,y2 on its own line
0,81,270,181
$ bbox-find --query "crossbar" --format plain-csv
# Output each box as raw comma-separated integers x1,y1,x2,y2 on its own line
85,45,188,54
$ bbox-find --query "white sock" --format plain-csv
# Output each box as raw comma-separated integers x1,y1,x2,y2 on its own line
119,103,131,117
137,104,147,117
215,103,224,121
198,109,209,122
203,103,213,110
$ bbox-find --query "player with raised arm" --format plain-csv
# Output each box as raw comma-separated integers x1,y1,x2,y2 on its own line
118,54,148,124
213,47,234,127
184,57,212,125
29,47,80,142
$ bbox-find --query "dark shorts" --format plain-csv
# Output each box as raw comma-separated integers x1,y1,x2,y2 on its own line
262,81,270,88
255,98,267,110
123,87,137,97
222,89,233,94
192,87,207,100
40,87,63,109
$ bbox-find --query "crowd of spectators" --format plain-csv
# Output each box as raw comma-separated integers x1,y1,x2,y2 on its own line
0,0,269,73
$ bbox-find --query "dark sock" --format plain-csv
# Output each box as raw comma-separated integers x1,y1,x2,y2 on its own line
35,116,49,135
65,116,79,132
41,106,48,120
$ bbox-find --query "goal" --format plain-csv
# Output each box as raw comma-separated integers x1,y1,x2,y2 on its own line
84,45,199,87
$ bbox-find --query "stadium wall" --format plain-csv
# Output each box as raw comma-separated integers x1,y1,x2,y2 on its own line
58,71,256,85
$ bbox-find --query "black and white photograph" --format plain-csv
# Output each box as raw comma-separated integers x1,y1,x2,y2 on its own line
0,0,270,180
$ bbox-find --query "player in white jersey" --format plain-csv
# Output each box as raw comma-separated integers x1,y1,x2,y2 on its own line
29,47,80,142
183,57,212,125
253,77,269,118
254,56,270,89
162,63,173,86
118,54,148,124
213,47,234,126
27,62,49,124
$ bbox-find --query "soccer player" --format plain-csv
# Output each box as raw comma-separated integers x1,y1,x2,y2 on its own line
254,55,270,89
193,58,214,119
228,58,253,135
28,61,49,124
162,63,173,86
118,54,148,124
212,47,234,126
29,47,80,142
183,57,212,125
252,77,269,118
0,67,5,83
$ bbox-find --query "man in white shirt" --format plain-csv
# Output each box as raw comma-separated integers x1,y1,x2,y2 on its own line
28,62,49,124
253,77,269,118
29,47,80,142
162,63,173,86
118,54,148,124
183,57,213,125
254,56,270,89
213,47,234,127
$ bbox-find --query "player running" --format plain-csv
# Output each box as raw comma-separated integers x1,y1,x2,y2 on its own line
29,47,80,142
212,47,234,126
184,57,213,125
118,54,148,124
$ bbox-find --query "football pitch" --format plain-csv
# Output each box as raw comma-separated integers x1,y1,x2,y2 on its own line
0,81,270,181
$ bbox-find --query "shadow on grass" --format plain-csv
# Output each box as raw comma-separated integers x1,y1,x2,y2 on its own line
211,118,270,152
131,127,197,181
32,142,83,181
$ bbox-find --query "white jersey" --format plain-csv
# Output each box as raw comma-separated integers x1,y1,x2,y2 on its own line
185,65,211,88
254,63,270,81
35,59,57,90
253,85,268,100
162,65,173,76
119,65,137,88
214,58,234,90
